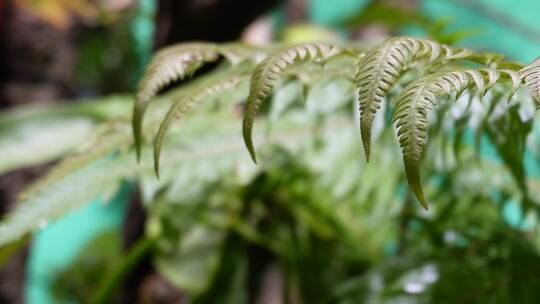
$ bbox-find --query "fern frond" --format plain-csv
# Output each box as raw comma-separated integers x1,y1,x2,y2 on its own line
134,43,263,160
154,74,249,177
0,156,126,247
20,120,132,200
0,117,94,175
500,69,523,98
242,43,345,163
520,56,540,105
355,37,478,161
134,43,219,159
392,69,522,208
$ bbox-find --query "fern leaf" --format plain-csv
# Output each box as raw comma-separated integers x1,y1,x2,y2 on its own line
0,156,126,247
500,69,523,98
0,117,94,175
134,43,264,160
20,121,132,200
392,69,517,208
464,69,486,95
520,56,540,105
355,37,475,161
484,69,500,95
242,43,342,163
154,75,248,177
133,43,220,159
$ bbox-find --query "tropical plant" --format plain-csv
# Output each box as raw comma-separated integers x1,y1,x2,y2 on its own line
1,36,540,303
134,37,540,209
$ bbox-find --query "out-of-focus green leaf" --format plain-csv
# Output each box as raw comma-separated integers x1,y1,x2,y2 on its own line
51,231,122,302
0,96,132,175
0,117,94,174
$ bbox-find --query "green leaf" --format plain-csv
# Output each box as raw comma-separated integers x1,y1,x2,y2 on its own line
154,74,248,177
134,43,221,160
392,69,521,208
242,43,343,163
134,43,265,160
520,56,540,106
0,117,94,175
355,37,475,161
154,226,225,296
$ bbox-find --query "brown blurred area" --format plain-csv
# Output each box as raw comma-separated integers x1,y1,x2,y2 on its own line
0,0,279,303
0,0,281,108
154,0,279,48
0,0,94,108
0,2,78,301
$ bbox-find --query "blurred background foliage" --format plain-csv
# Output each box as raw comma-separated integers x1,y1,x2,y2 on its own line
1,0,540,303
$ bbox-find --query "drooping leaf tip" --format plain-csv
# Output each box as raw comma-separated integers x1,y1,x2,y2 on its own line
360,124,372,163
153,157,161,180
243,134,258,164
412,187,429,210
132,109,143,163
418,198,429,211
247,146,258,165
133,133,142,163
242,118,258,165
363,144,371,163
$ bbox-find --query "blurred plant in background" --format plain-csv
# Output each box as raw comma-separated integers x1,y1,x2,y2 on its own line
0,1,540,303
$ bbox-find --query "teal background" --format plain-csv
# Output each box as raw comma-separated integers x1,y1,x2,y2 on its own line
26,184,131,303
421,0,540,62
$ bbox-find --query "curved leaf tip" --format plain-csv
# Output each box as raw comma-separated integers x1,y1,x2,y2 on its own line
242,118,258,164
154,154,161,179
132,103,145,162
153,131,163,179
360,123,371,162
241,43,341,165
520,56,540,105
405,160,429,210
